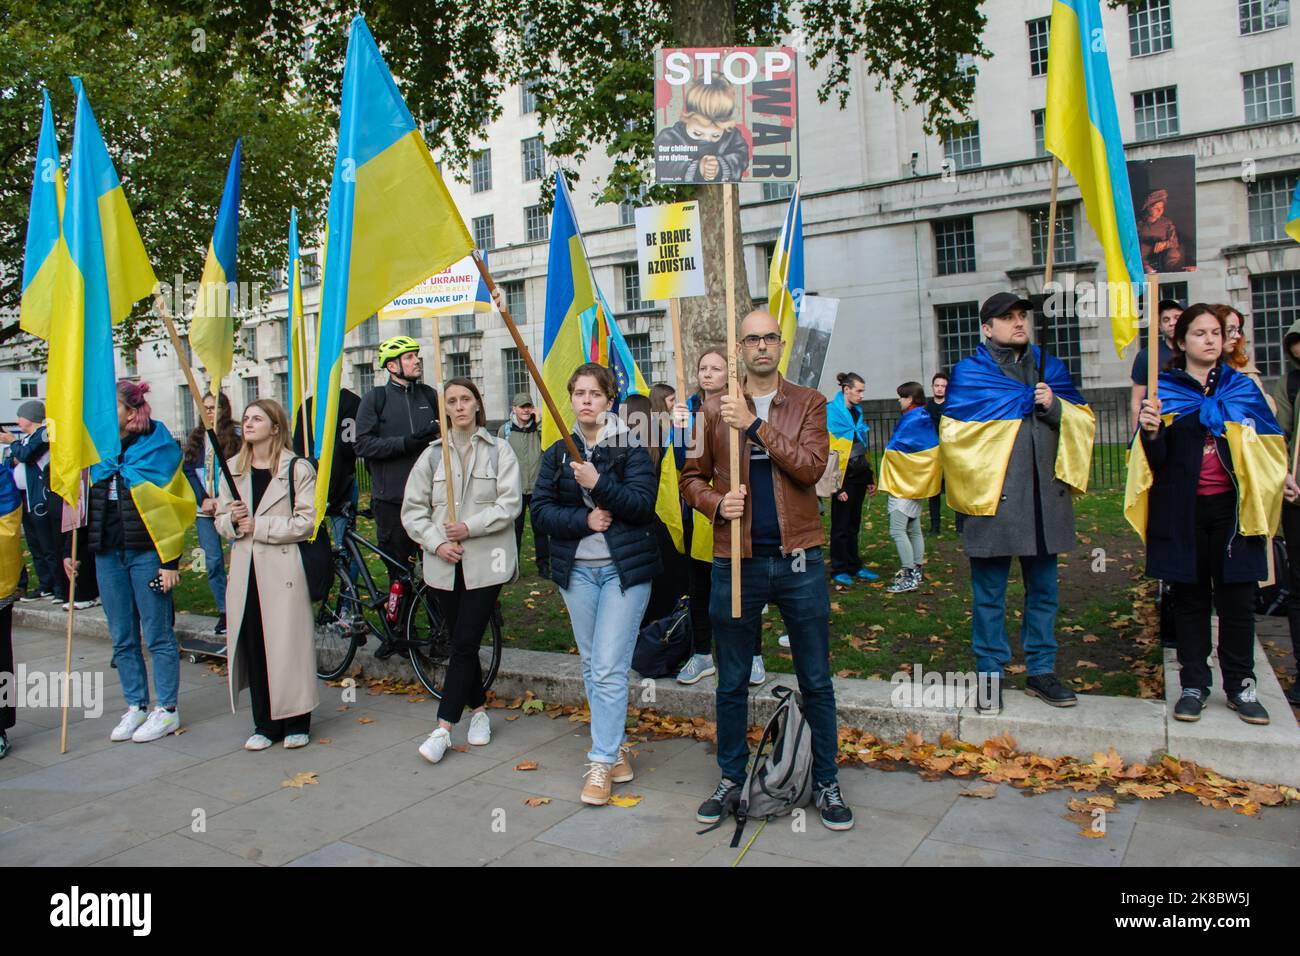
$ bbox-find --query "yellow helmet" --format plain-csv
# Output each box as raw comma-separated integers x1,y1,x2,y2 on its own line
378,336,420,367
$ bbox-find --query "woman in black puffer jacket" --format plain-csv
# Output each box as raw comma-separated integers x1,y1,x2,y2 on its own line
530,363,662,807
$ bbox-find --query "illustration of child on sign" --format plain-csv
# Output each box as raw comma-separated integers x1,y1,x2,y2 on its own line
654,80,751,184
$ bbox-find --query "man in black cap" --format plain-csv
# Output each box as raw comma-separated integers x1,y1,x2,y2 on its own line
1129,299,1182,429
946,292,1078,715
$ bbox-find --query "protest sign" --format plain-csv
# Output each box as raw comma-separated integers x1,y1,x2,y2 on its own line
790,295,838,390
1127,155,1197,274
653,47,798,184
634,202,706,300
379,251,491,320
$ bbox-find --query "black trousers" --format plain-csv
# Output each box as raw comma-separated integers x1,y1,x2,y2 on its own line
0,605,13,732
1283,503,1300,669
241,565,310,740
1170,493,1257,694
372,497,419,589
513,494,550,576
60,502,98,603
829,471,871,575
928,492,942,534
22,503,59,596
434,564,502,724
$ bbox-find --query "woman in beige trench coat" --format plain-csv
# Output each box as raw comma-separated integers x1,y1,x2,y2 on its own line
215,399,320,751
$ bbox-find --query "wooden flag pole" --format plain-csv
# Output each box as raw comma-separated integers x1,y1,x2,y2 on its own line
470,253,581,461
669,298,688,402
153,293,242,501
428,313,457,524
58,525,78,754
1146,274,1160,403
1039,158,1060,383
724,184,742,618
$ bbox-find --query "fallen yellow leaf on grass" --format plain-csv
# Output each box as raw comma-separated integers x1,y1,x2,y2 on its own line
524,797,551,807
609,793,643,808
281,771,318,789
961,784,998,799
515,760,539,771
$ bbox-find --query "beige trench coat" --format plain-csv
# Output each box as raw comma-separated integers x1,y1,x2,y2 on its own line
214,453,320,720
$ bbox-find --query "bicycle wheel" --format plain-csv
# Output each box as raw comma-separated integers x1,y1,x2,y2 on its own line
405,586,504,699
314,569,377,679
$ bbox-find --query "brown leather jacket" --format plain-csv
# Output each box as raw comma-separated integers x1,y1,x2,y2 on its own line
680,375,828,558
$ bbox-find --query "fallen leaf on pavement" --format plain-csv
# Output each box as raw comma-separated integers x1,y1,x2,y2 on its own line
281,771,318,789
358,716,375,724
452,744,470,753
961,784,998,799
609,793,643,808
515,760,539,771
318,738,331,745
524,797,551,807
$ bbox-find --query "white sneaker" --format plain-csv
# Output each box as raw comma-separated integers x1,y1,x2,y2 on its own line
467,711,491,746
778,634,791,649
132,707,180,742
749,655,767,686
283,734,310,749
110,706,148,742
61,598,100,611
418,727,452,764
244,733,274,751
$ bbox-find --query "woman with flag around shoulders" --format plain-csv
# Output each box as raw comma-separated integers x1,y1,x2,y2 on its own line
1130,304,1297,726
65,382,196,743
827,371,878,587
530,362,662,806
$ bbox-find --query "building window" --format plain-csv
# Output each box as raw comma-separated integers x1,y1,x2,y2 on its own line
762,182,796,201
1129,0,1173,57
242,376,259,409
1239,0,1290,34
525,204,548,242
1243,65,1295,122
241,325,257,362
504,348,531,402
19,379,38,399
446,314,475,334
941,121,981,171
626,333,652,375
301,251,321,285
471,149,492,193
1248,172,1300,241
472,214,496,251
1252,272,1300,376
179,387,195,432
761,242,778,280
446,352,471,380
1041,298,1083,382
1158,280,1189,307
1133,86,1179,140
1032,109,1047,158
933,217,976,276
276,372,289,408
402,317,422,339
1027,17,1051,77
354,362,374,391
521,136,545,181
520,77,538,115
618,186,649,226
622,264,647,311
1029,204,1077,265
936,302,982,371
502,280,527,324
358,314,379,346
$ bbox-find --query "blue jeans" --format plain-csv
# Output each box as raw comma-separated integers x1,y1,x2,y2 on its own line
194,515,227,614
969,554,1059,678
710,548,839,786
559,563,651,764
96,549,180,710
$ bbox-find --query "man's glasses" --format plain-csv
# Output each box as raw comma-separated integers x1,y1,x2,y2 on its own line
740,333,781,348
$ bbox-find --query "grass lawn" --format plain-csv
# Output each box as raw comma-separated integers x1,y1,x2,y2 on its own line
38,486,1159,699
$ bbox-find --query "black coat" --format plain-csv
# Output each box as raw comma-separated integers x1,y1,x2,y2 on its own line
353,380,440,504
1140,368,1266,584
530,430,662,592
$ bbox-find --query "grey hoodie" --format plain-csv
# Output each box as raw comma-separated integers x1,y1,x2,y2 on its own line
1268,317,1300,457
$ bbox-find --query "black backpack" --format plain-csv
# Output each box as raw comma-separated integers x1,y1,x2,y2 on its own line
289,457,335,602
632,598,692,678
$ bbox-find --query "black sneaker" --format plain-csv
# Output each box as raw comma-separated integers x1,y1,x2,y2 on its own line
213,613,227,637
813,781,854,831
374,642,396,661
1025,673,1078,707
974,676,1003,716
1285,682,1300,708
696,777,741,824
1226,686,1270,725
1173,687,1206,722
0,731,8,759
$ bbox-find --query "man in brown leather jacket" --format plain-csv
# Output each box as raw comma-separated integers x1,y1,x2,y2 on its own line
680,309,853,832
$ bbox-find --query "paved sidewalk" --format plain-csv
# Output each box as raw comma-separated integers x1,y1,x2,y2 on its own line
1,626,1297,867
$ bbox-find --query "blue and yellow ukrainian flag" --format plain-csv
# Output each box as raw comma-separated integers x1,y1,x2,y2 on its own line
656,447,685,554
312,16,475,532
542,171,648,449
190,139,241,395
47,79,158,507
826,391,868,486
19,89,66,343
768,183,803,376
1285,179,1300,244
940,344,1095,515
0,464,24,600
1124,366,1287,541
90,420,195,563
879,407,941,500
1046,0,1143,354
285,206,311,451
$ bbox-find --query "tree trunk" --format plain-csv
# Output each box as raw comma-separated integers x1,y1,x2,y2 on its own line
670,0,754,374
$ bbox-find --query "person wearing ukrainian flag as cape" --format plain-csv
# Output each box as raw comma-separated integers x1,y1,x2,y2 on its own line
826,372,879,586
1127,304,1291,725
0,457,23,757
940,293,1095,714
879,382,940,594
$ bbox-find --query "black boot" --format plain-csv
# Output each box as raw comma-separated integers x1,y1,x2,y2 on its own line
1025,673,1078,707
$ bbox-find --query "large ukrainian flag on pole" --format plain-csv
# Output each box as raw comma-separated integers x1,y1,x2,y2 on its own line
19,89,66,343
1046,0,1143,355
541,171,648,449
47,79,157,507
1124,367,1287,541
190,140,241,394
312,16,475,532
768,184,803,377
940,344,1095,515
285,206,311,452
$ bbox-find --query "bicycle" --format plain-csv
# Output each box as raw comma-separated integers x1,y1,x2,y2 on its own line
313,502,503,700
